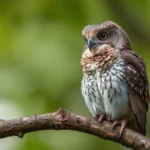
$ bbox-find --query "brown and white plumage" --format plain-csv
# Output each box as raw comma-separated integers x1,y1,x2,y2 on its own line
121,50,149,135
81,21,149,137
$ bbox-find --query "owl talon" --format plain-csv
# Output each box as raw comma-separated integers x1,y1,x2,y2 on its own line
96,114,109,123
98,114,105,123
112,121,121,129
111,118,127,136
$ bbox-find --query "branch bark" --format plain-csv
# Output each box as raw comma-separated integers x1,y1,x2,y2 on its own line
0,108,150,150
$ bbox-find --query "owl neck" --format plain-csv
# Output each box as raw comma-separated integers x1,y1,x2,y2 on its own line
81,47,119,73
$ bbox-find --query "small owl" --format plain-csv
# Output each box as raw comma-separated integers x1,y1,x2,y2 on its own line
81,21,149,137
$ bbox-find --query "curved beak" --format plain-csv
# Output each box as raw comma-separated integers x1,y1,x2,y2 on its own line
88,38,96,50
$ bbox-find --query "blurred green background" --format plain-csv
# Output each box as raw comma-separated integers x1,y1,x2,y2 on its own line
0,0,150,150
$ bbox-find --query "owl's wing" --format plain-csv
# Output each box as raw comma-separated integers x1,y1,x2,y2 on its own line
121,50,149,135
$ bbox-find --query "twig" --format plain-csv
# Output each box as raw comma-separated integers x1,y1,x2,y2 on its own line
0,108,149,150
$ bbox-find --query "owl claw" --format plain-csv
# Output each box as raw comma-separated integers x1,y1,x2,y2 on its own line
98,114,105,123
95,114,110,123
111,118,127,136
112,120,121,129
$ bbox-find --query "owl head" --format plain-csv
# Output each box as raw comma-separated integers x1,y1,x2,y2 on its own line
82,21,131,56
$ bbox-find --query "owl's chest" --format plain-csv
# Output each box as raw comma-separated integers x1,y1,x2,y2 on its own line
98,63,127,99
82,60,129,120
82,72,103,116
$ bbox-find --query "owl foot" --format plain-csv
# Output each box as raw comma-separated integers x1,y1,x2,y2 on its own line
96,114,110,123
111,118,127,137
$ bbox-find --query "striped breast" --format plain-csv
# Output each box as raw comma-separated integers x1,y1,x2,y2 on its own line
81,71,105,117
98,57,129,121
81,57,130,120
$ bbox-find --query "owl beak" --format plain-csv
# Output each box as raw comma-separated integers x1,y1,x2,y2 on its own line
88,38,96,51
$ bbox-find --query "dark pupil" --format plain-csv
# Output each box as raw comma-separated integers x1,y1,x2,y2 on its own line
101,32,107,39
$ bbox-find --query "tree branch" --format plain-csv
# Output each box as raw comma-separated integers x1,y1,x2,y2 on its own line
0,108,150,150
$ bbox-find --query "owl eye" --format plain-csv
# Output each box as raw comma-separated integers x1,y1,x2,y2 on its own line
97,32,108,40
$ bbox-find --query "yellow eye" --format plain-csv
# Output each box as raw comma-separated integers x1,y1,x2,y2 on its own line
97,32,108,40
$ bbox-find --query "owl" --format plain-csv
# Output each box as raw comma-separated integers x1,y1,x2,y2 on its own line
81,21,149,137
